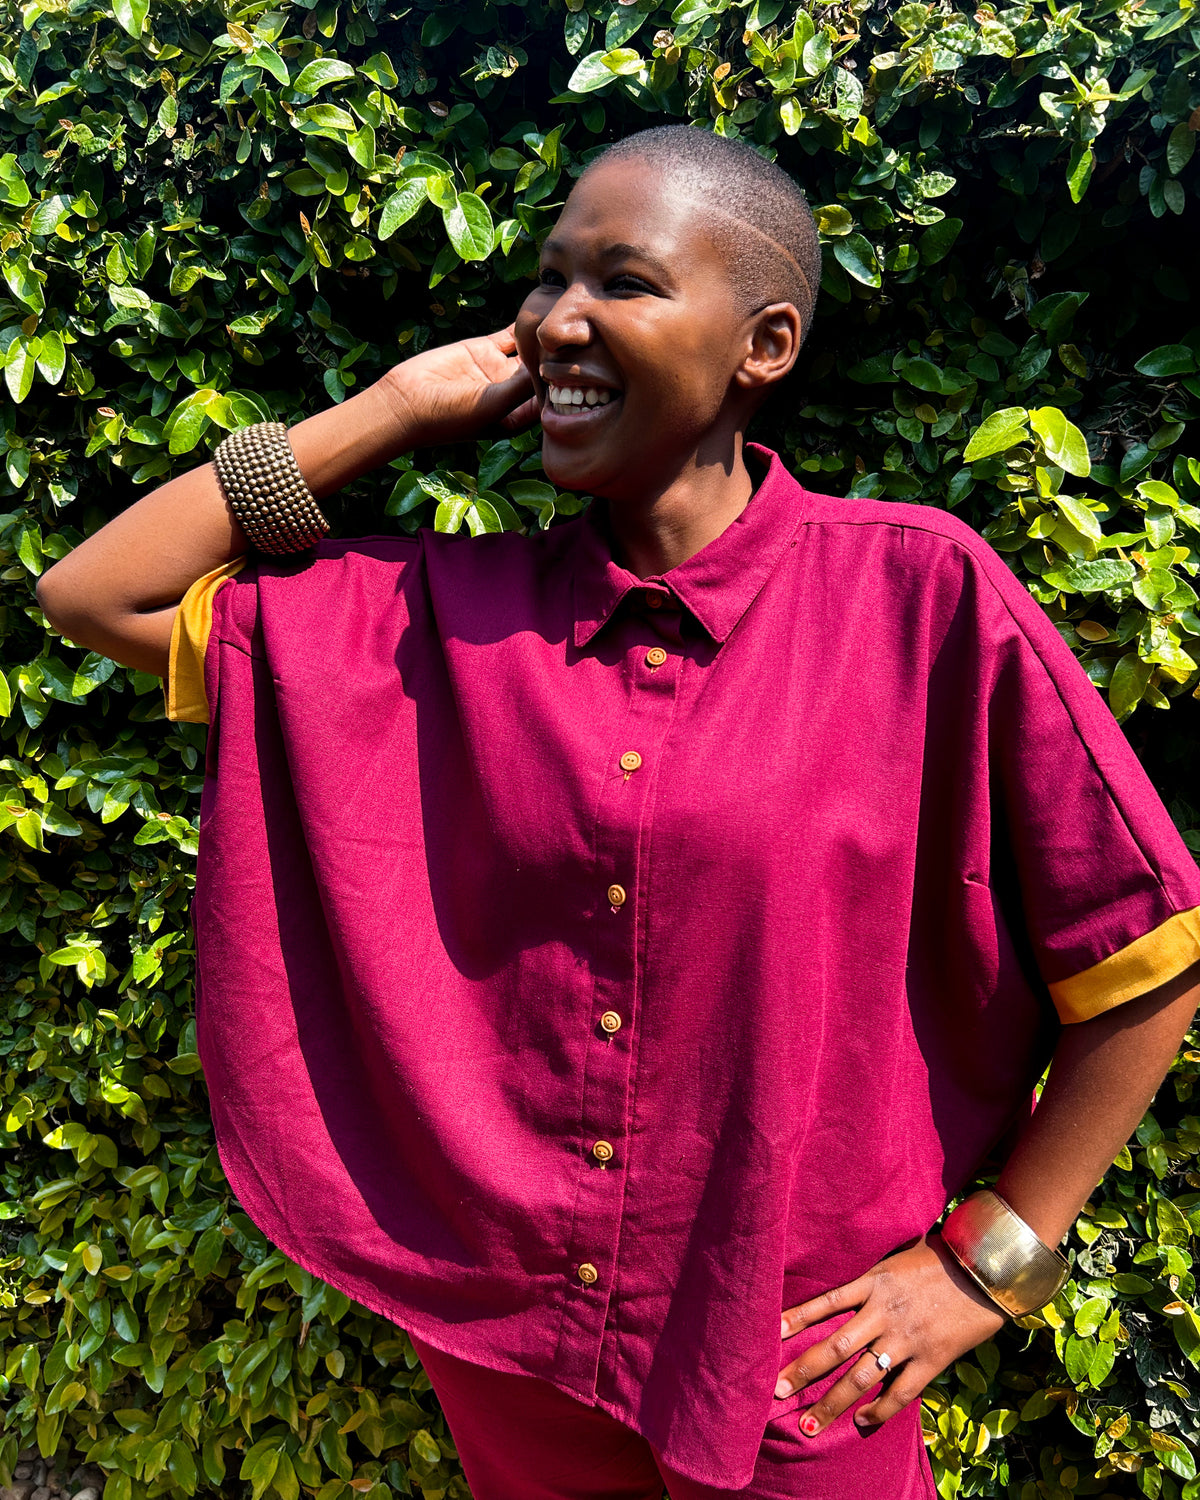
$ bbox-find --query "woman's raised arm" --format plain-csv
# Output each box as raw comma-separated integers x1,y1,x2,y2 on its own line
36,328,535,677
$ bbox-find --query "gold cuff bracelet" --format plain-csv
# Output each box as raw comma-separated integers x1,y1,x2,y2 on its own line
940,1189,1069,1318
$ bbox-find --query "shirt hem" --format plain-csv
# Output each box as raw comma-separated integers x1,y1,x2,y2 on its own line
209,1132,762,1493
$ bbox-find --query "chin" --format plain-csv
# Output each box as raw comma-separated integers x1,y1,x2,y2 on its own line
541,442,609,498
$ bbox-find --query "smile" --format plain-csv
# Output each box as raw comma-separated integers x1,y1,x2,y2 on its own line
546,384,619,416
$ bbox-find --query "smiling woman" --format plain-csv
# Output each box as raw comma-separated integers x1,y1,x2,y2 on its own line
34,126,1200,1500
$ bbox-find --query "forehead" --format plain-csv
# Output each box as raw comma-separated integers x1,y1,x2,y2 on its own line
547,157,728,272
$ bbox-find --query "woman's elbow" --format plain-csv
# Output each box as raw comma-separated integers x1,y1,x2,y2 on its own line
36,557,111,649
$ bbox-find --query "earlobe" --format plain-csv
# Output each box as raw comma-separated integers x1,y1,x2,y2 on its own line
734,303,803,391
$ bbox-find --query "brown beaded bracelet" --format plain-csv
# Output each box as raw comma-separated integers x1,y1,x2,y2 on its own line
212,421,330,556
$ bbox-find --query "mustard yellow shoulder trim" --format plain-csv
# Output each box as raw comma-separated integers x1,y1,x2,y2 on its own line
1050,907,1200,1023
165,557,247,724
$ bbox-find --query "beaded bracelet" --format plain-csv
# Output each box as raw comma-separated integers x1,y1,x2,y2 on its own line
212,421,330,556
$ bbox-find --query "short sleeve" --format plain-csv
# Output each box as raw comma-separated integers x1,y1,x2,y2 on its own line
165,557,246,724
973,543,1200,1023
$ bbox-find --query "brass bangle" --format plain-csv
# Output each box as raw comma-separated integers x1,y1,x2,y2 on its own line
213,421,330,556
940,1190,1069,1318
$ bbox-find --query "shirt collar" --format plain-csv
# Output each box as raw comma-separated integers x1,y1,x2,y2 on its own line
572,445,806,649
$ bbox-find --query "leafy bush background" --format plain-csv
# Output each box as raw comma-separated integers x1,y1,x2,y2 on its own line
1,0,1199,1495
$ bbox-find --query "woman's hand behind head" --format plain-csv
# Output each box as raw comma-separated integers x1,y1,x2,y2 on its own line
383,325,538,450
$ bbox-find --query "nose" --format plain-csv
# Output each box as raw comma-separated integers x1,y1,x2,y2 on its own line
537,279,593,354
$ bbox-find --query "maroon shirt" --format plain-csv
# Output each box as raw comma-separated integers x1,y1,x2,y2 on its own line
182,448,1200,1488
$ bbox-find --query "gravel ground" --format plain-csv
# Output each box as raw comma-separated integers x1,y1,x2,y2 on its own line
2,1450,107,1500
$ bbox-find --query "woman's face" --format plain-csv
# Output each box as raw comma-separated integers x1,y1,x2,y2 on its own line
515,157,755,503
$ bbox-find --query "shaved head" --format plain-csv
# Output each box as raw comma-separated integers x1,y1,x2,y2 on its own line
583,126,821,334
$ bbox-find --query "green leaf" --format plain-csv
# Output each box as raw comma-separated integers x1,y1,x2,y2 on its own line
1074,1296,1108,1336
1135,345,1197,378
1028,291,1087,343
801,30,832,75
112,0,149,36
35,331,65,385
893,356,945,393
1066,143,1094,203
918,217,962,264
1054,493,1102,540
1029,407,1090,476
1167,122,1196,177
164,393,213,455
247,45,290,87
963,407,1028,460
601,47,643,75
0,153,32,207
443,192,494,261
5,338,36,404
832,233,880,287
31,194,72,236
379,183,432,246
567,52,617,93
292,58,356,95
1044,558,1134,592
1109,651,1152,719
361,51,398,87
411,1430,441,1466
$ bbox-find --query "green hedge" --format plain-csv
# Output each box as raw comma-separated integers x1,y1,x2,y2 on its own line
1,0,1199,1495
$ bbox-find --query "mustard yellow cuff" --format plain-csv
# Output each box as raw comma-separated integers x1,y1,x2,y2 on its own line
165,557,246,724
1050,907,1200,1023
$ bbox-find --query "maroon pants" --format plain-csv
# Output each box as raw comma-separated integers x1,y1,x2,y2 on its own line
410,1336,936,1499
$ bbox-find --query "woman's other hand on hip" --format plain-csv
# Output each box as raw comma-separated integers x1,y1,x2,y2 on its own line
775,1235,1006,1437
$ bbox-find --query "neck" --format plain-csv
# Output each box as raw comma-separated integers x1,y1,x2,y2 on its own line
604,433,756,579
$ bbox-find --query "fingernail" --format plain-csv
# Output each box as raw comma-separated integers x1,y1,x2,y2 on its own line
774,1376,793,1398
855,1413,873,1428
800,1414,820,1438
780,1315,789,1338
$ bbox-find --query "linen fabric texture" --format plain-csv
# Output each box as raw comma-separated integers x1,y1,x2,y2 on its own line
175,447,1200,1492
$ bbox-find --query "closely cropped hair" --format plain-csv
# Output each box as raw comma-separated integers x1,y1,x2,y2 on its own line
589,126,820,332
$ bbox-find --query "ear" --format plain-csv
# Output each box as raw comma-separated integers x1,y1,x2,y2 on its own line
733,302,804,392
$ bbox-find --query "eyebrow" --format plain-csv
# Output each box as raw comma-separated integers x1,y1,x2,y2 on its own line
541,238,677,286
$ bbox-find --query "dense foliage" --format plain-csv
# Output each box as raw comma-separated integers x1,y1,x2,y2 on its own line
0,0,1198,1495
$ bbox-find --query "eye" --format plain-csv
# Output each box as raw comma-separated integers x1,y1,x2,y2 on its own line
607,273,655,294
537,267,566,289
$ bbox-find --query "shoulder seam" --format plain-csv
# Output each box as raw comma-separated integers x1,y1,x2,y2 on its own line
798,512,1171,897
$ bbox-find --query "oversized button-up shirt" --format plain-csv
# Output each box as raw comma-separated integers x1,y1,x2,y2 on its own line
173,447,1200,1489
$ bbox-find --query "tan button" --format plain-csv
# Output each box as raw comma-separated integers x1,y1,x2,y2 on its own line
645,648,667,667
619,751,642,773
646,592,663,609
577,1262,599,1285
600,1010,623,1034
607,883,626,907
592,1140,614,1163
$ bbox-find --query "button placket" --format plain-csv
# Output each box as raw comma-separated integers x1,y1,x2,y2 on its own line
559,614,684,1360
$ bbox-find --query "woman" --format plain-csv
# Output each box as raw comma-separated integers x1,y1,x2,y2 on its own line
38,126,1200,1500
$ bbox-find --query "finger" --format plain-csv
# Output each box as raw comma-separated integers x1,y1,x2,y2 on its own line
782,1277,873,1339
474,362,536,426
775,1310,881,1398
796,1349,900,1437
488,324,519,353
850,1370,927,1431
499,393,542,433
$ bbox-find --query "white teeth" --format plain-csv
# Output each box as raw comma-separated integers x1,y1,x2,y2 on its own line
545,384,616,411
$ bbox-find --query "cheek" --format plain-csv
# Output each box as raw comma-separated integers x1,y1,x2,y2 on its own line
513,299,545,367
